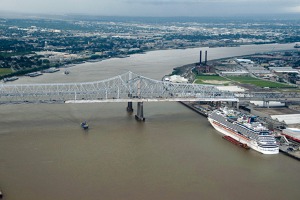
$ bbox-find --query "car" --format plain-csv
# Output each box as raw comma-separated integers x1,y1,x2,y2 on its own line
287,147,294,152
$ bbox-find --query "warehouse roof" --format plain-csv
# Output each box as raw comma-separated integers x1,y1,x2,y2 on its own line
269,67,299,73
271,114,300,124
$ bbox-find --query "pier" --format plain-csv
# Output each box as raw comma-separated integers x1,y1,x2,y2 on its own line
179,101,209,117
276,136,300,161
279,145,300,161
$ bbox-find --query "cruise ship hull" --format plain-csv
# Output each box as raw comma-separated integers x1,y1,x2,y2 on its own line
208,117,279,154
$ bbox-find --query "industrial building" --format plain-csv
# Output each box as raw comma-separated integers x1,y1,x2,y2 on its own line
269,67,299,74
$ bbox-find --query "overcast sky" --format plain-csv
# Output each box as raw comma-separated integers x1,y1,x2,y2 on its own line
1,0,300,17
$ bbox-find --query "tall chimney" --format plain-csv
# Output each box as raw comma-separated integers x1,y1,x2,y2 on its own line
205,50,208,65
199,50,202,64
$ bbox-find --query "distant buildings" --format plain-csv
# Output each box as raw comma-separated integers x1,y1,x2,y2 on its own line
1,17,300,77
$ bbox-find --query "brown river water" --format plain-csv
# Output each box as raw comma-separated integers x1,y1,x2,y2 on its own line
1,44,299,200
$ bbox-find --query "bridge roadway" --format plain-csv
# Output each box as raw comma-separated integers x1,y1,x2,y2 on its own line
237,92,300,106
0,71,237,121
2,71,299,120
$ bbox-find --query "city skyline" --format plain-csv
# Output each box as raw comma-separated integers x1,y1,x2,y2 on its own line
1,0,300,17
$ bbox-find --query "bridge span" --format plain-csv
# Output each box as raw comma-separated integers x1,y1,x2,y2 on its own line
0,71,237,120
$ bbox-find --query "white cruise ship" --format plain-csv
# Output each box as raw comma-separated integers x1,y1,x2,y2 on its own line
208,107,279,154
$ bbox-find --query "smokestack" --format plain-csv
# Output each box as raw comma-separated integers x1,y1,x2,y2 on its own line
205,50,208,65
199,50,202,64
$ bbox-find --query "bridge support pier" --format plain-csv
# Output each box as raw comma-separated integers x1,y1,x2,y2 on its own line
127,102,133,112
263,101,270,108
236,101,239,109
285,101,290,107
135,102,145,121
231,101,239,109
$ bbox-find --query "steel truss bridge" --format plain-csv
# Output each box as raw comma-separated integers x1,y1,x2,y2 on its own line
238,92,300,102
0,71,237,120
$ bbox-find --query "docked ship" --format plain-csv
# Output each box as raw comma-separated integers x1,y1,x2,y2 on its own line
25,72,42,77
208,107,279,154
42,67,60,73
3,76,18,82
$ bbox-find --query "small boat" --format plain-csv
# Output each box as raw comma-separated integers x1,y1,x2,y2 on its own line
81,121,89,130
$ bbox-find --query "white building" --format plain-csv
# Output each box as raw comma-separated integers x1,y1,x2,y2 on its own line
235,58,254,64
169,75,188,83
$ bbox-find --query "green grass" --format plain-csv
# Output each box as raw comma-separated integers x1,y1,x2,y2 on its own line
195,75,228,84
195,74,296,88
227,76,294,88
196,75,228,81
0,68,13,76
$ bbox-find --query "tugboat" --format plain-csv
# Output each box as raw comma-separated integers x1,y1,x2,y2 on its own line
81,121,89,130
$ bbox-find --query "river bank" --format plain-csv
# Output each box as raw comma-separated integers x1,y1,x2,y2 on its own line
2,43,297,84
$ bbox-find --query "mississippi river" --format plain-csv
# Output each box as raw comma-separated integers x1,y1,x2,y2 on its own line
1,44,299,200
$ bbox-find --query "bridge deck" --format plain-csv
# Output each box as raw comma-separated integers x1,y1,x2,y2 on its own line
0,71,238,104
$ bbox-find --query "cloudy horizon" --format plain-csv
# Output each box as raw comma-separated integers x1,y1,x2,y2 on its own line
0,0,300,17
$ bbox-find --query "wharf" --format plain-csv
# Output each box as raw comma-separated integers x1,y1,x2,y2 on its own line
179,101,209,117
279,144,300,161
276,135,300,161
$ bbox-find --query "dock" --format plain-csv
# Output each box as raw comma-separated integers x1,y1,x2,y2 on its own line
179,101,209,117
276,135,300,161
279,144,300,161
